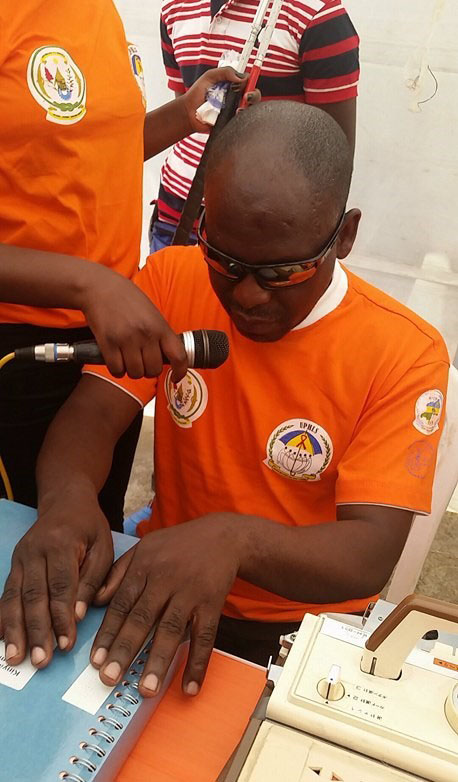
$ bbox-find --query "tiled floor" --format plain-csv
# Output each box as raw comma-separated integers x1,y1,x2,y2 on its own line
117,1,458,604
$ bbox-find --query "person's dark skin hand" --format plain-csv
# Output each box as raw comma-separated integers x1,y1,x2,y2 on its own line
0,494,114,668
145,67,261,159
79,264,187,382
90,514,240,698
181,66,261,134
0,245,188,382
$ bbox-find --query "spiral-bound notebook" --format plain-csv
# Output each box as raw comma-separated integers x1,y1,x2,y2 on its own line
0,500,186,782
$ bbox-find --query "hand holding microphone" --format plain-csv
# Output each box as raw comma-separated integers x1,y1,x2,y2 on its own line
14,329,230,372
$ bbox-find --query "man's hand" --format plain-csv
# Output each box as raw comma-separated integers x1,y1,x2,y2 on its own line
90,515,241,697
81,267,188,382
181,66,260,134
0,498,113,668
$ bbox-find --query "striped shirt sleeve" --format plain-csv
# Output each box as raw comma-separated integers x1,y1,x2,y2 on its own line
299,1,360,104
160,14,185,93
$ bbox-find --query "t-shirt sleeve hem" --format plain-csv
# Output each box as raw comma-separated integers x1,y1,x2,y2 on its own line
82,370,145,409
335,480,431,516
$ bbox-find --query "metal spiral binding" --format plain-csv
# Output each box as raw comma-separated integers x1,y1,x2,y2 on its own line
58,650,149,780
99,715,123,730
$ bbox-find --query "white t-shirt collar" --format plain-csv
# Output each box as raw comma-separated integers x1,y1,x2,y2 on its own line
292,260,348,331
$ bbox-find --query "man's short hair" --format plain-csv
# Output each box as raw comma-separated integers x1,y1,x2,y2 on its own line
206,101,353,213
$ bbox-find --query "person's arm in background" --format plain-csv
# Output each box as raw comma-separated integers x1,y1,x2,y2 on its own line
143,66,247,160
300,1,360,155
1,64,246,378
0,244,186,380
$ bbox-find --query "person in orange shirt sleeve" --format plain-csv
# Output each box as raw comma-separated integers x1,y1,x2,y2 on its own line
0,0,247,526
0,103,449,689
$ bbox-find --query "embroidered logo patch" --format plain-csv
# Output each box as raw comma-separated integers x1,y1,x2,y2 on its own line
413,389,443,435
128,43,146,107
27,46,86,125
264,418,333,481
164,369,208,428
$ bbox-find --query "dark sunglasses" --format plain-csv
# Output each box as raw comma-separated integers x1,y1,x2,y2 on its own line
197,208,346,289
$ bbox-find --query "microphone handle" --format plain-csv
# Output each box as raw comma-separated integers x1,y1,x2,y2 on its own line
73,341,105,364
13,330,229,369
73,340,184,366
14,333,192,366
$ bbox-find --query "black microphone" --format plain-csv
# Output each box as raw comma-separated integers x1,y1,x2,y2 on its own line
14,329,229,370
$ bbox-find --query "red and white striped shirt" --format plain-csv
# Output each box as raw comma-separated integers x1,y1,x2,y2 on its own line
157,0,359,226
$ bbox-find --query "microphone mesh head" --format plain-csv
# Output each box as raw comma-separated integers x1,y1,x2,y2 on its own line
192,330,229,369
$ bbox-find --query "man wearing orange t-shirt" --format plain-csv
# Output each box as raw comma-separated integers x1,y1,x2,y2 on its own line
0,0,247,526
1,103,449,690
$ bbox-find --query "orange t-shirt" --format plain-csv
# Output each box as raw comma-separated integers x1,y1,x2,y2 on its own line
0,0,145,328
86,247,450,621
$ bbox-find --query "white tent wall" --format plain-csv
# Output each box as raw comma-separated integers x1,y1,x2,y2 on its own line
114,0,458,362
344,0,458,364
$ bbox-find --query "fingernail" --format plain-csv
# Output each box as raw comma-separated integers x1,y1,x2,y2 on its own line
75,601,87,621
185,681,200,696
103,661,121,682
5,643,18,660
143,673,159,693
31,646,46,666
58,635,69,651
92,647,108,666
235,71,245,78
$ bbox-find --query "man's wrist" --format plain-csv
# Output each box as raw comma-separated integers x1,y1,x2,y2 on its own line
38,478,99,516
71,260,111,312
175,93,196,138
204,512,255,572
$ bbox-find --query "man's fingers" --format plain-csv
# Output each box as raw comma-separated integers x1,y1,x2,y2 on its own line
208,65,245,86
93,548,135,606
141,342,165,380
121,346,148,380
181,609,219,696
20,558,54,667
245,88,261,105
75,538,115,619
99,342,125,378
138,601,189,698
47,553,80,652
90,572,147,681
1,563,27,665
159,330,188,384
97,590,162,688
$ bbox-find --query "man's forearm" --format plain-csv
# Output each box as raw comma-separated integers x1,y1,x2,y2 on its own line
0,243,110,309
228,513,391,604
36,383,126,514
144,96,192,161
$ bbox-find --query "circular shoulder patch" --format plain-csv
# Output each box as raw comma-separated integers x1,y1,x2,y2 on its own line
27,46,86,125
164,369,208,428
264,418,333,482
413,389,443,435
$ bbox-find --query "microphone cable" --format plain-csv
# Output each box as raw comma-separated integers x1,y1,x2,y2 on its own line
0,352,15,499
0,329,229,501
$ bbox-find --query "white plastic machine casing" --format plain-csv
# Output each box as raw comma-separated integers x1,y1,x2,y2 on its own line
238,613,458,782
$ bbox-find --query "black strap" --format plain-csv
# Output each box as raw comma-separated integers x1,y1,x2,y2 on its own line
172,88,241,246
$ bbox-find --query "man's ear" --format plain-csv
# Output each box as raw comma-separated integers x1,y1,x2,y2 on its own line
336,208,361,259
